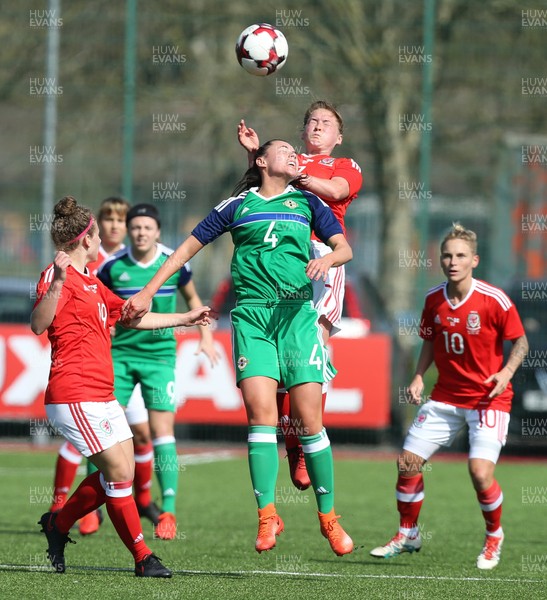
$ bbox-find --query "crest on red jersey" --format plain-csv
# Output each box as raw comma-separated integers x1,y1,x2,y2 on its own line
466,311,481,334
319,158,335,166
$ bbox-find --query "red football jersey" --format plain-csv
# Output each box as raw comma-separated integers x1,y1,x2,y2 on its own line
298,154,363,238
87,243,125,276
34,264,125,404
420,279,525,412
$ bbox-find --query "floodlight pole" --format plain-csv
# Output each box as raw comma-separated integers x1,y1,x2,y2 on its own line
41,0,61,264
418,0,435,301
122,0,137,199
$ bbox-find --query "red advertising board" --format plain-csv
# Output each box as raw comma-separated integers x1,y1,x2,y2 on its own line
0,325,391,428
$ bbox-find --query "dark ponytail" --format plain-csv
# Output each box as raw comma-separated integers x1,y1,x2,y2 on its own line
231,139,279,196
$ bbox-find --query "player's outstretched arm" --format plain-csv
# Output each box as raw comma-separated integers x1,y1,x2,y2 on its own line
122,235,204,320
238,119,260,166
125,306,212,330
485,334,529,398
30,251,71,335
407,340,434,404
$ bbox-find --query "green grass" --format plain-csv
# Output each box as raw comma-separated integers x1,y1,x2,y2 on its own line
0,445,546,600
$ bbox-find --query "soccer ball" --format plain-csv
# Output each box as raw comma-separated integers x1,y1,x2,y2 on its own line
235,23,288,77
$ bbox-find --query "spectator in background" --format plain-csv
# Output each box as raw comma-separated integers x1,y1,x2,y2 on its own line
86,197,130,275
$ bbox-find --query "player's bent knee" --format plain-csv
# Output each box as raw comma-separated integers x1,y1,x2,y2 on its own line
94,453,134,483
468,461,495,489
397,450,425,476
131,425,151,446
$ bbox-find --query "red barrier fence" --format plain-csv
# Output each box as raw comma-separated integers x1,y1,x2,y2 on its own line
0,325,391,429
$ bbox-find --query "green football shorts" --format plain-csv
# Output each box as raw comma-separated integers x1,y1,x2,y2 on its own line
113,357,176,412
230,300,336,388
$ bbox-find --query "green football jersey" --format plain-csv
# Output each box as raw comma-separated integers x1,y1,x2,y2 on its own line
97,243,192,360
192,186,343,303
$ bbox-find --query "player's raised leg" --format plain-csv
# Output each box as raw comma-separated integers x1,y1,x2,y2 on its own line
78,460,102,535
291,382,353,556
50,441,83,512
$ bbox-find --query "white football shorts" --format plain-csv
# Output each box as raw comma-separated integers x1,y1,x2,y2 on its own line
403,399,510,464
46,400,133,458
124,384,149,426
310,239,345,337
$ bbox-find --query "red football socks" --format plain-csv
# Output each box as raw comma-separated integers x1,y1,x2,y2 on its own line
396,473,424,529
133,442,154,508
55,471,105,532
105,484,151,562
50,442,82,512
477,480,503,534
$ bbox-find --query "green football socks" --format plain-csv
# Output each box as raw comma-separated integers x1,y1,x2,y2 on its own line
248,425,278,509
153,436,178,514
300,428,334,513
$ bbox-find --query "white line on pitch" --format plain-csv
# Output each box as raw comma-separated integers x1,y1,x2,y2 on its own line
180,568,544,583
0,564,542,584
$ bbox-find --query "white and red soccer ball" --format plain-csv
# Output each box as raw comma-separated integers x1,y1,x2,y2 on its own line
235,23,288,76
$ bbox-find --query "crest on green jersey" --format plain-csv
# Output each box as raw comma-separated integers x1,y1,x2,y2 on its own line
237,355,249,371
283,199,298,209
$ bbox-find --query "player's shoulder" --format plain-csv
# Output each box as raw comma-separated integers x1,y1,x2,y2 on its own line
333,156,362,172
41,263,55,283
63,265,89,289
301,153,353,165
35,264,56,297
294,186,328,209
473,279,513,310
307,153,361,169
103,246,129,265
422,282,446,310
157,242,174,257
425,282,446,299
214,191,248,213
157,243,191,274
98,247,129,274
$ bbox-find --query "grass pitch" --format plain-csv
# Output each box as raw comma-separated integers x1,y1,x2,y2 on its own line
0,444,545,600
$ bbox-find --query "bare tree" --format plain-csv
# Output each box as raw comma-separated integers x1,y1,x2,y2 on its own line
303,0,425,319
